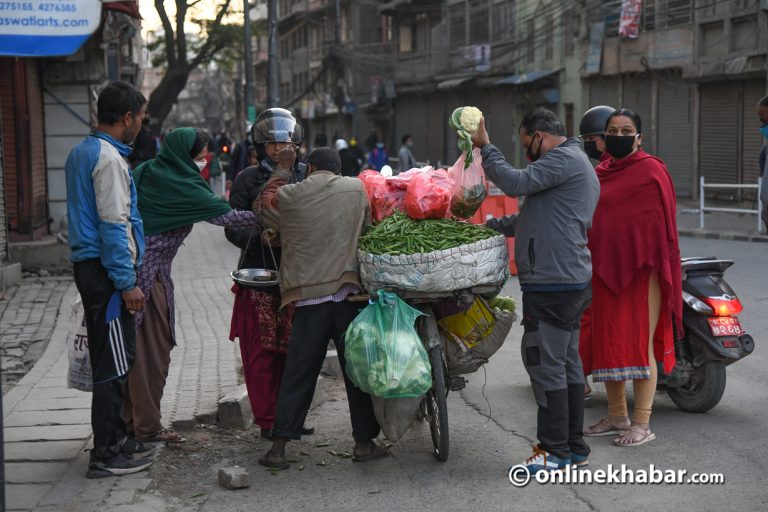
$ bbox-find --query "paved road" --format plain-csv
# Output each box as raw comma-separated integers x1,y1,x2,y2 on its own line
191,236,767,512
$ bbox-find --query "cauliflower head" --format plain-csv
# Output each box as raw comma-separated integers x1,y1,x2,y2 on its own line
459,106,482,133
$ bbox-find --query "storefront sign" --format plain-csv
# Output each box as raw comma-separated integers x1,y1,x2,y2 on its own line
0,0,102,57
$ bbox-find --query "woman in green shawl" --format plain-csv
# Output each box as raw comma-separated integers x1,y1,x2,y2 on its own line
125,128,261,444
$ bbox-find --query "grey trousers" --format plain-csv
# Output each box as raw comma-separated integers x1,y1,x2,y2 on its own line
521,288,592,460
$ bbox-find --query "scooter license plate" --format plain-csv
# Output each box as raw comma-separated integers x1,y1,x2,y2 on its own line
707,317,743,337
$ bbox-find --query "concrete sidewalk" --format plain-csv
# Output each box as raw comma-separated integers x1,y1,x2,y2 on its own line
2,223,244,511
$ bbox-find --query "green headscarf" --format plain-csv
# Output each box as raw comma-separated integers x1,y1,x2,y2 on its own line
133,127,232,236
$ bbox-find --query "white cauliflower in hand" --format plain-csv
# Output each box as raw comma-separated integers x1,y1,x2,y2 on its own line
459,106,482,134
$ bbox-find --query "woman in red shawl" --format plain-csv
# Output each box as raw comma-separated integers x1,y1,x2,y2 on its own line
581,109,682,446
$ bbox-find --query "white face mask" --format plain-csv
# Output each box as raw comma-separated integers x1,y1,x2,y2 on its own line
194,159,207,171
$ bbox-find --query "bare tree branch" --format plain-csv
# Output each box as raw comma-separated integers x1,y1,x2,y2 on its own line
189,0,234,69
187,0,204,7
176,0,188,65
155,0,177,67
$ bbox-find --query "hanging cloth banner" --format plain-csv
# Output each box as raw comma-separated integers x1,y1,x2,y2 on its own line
0,0,103,57
618,0,643,39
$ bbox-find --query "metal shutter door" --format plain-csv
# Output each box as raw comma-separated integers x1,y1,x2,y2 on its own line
699,82,739,185
657,79,694,197
622,75,654,154
588,77,620,114
742,79,765,191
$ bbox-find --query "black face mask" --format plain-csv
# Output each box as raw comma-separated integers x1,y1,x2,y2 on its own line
605,134,637,159
583,140,603,160
526,133,542,162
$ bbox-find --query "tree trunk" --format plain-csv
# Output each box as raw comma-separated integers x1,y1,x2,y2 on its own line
147,68,192,137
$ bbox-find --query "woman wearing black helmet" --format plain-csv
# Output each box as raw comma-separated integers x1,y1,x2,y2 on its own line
226,108,312,439
579,105,615,162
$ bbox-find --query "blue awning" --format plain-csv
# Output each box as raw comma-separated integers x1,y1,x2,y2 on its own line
495,69,560,86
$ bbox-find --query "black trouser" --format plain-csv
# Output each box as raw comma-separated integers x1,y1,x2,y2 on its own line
74,259,136,461
271,301,380,442
521,287,592,460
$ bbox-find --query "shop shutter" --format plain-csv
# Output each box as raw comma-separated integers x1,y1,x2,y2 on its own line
588,77,620,114
699,82,739,185
622,74,654,154
741,79,765,196
26,60,48,231
0,58,18,230
657,79,694,197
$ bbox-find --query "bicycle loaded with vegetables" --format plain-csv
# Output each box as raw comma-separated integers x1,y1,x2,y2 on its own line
472,107,600,474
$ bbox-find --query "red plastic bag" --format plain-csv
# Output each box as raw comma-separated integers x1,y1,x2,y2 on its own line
404,172,451,219
359,170,406,222
447,148,487,219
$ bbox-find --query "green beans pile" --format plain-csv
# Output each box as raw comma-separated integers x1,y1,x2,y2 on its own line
359,211,499,255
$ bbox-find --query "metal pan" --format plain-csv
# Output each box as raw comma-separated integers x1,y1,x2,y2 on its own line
230,268,279,288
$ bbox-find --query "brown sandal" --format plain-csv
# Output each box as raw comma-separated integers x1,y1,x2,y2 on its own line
613,425,656,447
352,442,389,463
136,428,186,444
584,418,630,437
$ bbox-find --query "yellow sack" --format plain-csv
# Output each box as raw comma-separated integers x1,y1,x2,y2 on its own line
437,297,496,349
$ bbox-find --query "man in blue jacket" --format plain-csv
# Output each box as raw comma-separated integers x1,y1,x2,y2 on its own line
65,81,153,478
472,107,600,474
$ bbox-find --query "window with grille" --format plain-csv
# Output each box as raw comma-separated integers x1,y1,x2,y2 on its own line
469,0,489,44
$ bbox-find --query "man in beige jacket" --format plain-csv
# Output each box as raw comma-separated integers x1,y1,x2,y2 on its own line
256,147,386,468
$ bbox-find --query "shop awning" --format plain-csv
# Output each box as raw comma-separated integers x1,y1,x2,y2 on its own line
494,68,560,86
436,76,474,91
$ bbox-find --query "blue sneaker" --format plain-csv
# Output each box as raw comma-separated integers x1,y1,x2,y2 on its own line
571,453,589,467
523,446,570,474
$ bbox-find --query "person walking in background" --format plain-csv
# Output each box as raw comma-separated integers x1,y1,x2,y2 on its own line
368,139,389,172
229,124,254,183
226,108,311,439
758,95,768,231
582,109,681,447
65,81,154,478
349,137,365,171
397,134,417,173
473,107,599,474
124,128,262,445
336,138,362,177
129,117,158,169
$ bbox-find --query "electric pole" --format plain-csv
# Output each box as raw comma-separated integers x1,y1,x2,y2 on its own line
267,0,279,107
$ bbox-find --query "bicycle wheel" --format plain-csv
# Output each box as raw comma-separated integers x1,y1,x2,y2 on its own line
427,344,449,461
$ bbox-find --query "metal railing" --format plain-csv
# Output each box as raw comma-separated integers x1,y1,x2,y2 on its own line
699,176,764,233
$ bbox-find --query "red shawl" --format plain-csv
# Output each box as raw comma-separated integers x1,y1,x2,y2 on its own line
590,149,682,374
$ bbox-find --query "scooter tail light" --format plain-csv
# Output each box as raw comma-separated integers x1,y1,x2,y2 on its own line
701,297,743,317
682,291,714,314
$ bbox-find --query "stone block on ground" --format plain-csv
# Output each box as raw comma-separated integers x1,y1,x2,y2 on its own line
218,466,250,490
217,384,253,429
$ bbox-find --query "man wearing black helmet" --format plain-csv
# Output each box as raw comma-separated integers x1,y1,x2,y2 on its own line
226,108,311,439
577,105,615,402
579,105,615,162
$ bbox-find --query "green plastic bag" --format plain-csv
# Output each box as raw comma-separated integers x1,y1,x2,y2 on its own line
344,290,432,398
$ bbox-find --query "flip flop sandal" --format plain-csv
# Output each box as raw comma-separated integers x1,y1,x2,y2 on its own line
613,425,656,447
136,428,186,444
584,418,630,437
352,444,389,463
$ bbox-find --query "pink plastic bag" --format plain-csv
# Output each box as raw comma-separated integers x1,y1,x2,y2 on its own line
447,148,487,219
404,172,451,220
359,170,406,222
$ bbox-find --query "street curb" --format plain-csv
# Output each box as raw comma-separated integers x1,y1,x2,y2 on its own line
678,229,768,243
218,384,254,430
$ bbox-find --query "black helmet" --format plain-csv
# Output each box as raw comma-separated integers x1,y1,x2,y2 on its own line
251,108,303,144
579,105,615,137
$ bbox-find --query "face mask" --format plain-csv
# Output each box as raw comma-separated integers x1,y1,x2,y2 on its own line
760,124,768,139
583,140,603,160
195,159,207,171
376,142,384,149
605,134,637,159
525,133,542,162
